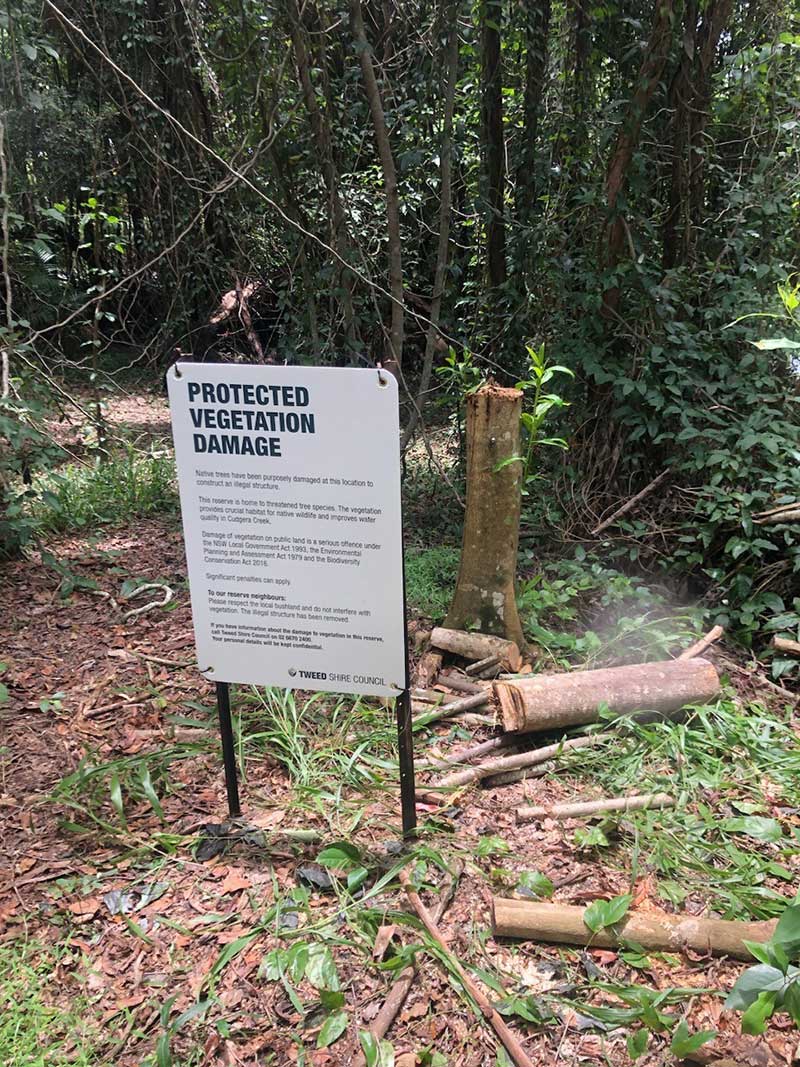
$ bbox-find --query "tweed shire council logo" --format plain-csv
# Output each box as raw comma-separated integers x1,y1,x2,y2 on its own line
288,668,297,677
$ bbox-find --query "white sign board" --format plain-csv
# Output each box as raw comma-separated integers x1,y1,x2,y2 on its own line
168,363,406,698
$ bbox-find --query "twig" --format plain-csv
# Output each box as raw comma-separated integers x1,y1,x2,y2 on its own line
134,651,196,669
416,734,515,771
411,691,490,729
353,863,462,1065
465,655,500,677
678,625,724,660
516,791,674,823
122,583,173,620
590,468,671,536
433,733,607,790
398,870,535,1067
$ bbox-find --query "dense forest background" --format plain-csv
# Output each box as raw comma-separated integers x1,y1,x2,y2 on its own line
1,0,799,646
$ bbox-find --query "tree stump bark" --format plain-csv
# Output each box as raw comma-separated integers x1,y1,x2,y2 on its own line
445,383,526,651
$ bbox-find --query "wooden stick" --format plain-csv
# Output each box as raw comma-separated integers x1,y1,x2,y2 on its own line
772,636,800,656
755,509,800,525
516,791,674,823
483,762,554,788
492,899,776,961
399,870,535,1067
353,865,462,1065
590,468,671,536
412,690,490,729
466,654,500,676
433,733,607,789
416,734,516,771
754,500,800,520
439,672,484,695
678,626,724,660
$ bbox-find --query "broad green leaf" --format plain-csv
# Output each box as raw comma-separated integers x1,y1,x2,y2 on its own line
316,841,362,870
723,816,783,842
741,991,777,1035
109,771,127,829
305,944,340,991
772,904,800,954
317,1009,348,1048
583,894,632,933
516,870,554,899
359,1031,394,1067
626,1029,648,1059
670,1019,716,1057
725,964,786,1010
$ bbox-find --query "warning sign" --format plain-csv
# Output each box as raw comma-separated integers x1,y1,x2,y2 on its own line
168,363,406,697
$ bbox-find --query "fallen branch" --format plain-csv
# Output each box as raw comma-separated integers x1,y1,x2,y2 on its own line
433,733,607,790
439,672,484,695
772,636,800,657
755,507,800,525
678,625,724,660
483,762,554,788
431,627,523,672
416,734,515,772
494,658,720,733
754,500,800,520
516,791,673,823
466,654,500,676
590,468,671,536
122,583,173,620
399,870,535,1067
492,899,776,961
353,864,463,1064
412,690,489,729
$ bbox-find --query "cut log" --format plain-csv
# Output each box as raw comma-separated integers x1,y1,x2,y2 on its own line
494,657,720,734
491,899,776,961
433,732,607,789
413,649,442,689
516,791,673,823
431,627,523,672
678,625,724,660
772,636,800,656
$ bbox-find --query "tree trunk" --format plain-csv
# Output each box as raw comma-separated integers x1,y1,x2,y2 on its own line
494,657,720,733
481,0,506,289
350,0,404,372
492,899,776,960
601,0,675,318
662,0,698,269
516,0,551,235
288,0,360,356
402,7,459,446
445,383,526,649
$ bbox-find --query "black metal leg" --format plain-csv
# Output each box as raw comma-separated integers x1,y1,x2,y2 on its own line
396,688,417,837
215,681,241,818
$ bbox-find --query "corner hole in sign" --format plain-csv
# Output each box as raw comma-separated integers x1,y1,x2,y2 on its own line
377,364,389,387
173,364,183,379
202,665,214,674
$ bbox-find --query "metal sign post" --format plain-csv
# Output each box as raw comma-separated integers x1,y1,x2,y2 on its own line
168,362,416,835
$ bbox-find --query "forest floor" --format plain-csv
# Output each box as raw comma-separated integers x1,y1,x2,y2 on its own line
1,388,799,1067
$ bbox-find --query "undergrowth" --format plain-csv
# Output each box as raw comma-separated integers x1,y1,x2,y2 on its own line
31,449,177,534
556,696,800,919
0,940,103,1066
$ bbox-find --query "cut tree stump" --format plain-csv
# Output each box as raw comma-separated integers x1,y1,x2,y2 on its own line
431,627,522,672
443,383,527,651
492,899,776,960
494,657,720,733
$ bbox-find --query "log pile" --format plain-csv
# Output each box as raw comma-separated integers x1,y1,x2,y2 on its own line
412,626,722,802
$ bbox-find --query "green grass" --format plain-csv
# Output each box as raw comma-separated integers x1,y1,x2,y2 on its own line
556,696,800,919
405,546,460,620
32,449,177,534
0,941,104,1066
